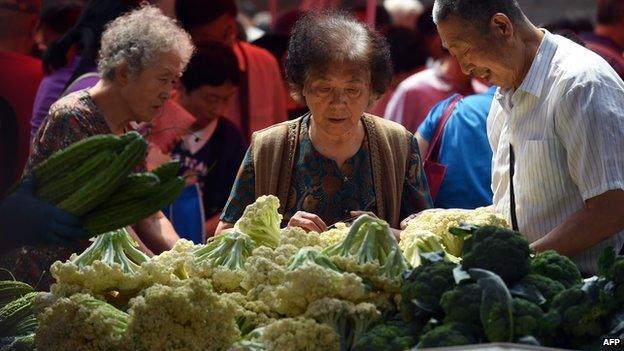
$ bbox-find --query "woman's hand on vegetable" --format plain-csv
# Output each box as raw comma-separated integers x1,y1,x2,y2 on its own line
288,211,327,232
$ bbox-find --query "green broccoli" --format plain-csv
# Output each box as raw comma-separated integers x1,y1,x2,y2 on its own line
461,226,531,284
235,195,283,248
400,259,456,326
351,323,415,351
530,250,582,288
416,323,474,348
194,229,256,270
543,287,612,348
439,283,482,329
516,274,565,309
512,298,544,338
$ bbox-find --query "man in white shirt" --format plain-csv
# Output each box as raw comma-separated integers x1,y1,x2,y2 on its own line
432,0,624,274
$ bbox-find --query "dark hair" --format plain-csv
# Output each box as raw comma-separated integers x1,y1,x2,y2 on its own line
175,0,237,32
432,0,525,32
596,0,624,25
42,0,139,83
384,26,427,74
416,5,436,37
180,42,239,92
542,17,594,34
285,11,392,101
39,0,83,36
252,33,289,64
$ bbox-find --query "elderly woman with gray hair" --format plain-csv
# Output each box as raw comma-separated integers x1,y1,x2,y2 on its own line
11,5,194,286
217,11,432,235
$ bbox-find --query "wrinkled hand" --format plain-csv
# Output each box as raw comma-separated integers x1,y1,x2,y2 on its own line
0,176,90,249
287,211,327,233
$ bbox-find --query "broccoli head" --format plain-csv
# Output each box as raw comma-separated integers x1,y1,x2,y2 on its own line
512,298,544,338
235,195,283,249
530,250,582,288
439,283,482,329
544,287,611,348
351,323,415,351
461,226,531,284
400,260,456,325
416,323,474,349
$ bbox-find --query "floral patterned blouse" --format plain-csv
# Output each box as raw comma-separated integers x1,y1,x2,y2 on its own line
221,115,431,226
0,90,111,288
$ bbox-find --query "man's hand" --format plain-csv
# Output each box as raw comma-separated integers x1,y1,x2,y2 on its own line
288,211,327,232
0,176,90,249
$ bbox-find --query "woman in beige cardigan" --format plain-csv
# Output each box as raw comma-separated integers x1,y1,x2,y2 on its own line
216,11,432,234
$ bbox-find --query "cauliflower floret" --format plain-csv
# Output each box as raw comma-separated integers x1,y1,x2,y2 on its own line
35,293,129,351
319,223,349,248
124,278,240,351
234,195,283,249
223,292,277,336
273,265,367,317
401,208,508,257
262,318,340,351
138,239,196,286
279,227,321,249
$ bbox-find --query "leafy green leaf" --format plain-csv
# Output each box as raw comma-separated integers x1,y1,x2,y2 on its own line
468,268,514,342
510,282,547,306
453,266,471,284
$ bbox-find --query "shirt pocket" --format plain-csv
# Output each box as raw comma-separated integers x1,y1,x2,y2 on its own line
517,139,570,203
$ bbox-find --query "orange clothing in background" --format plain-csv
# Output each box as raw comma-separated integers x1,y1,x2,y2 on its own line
228,42,288,141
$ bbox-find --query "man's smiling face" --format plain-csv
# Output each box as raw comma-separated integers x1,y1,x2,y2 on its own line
437,15,518,89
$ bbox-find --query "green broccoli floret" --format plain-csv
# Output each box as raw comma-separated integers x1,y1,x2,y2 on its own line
530,250,582,288
235,195,283,248
194,229,256,270
400,260,456,325
517,274,565,309
512,298,544,338
351,323,415,351
324,215,409,279
543,287,611,348
461,226,531,284
416,323,473,348
439,283,482,329
615,257,624,304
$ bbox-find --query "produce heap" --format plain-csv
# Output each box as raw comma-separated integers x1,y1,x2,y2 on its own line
1,135,623,351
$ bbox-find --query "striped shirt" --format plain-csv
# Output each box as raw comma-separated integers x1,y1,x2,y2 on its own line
488,30,624,275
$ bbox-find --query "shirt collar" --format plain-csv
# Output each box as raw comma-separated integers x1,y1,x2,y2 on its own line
516,29,558,98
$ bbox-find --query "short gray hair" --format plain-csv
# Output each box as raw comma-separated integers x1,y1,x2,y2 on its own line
98,5,194,81
432,0,524,31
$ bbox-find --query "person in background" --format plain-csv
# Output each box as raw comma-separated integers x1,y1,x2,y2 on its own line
0,0,43,195
169,43,247,240
416,86,496,209
432,0,624,274
34,0,83,52
368,26,428,116
218,11,431,235
384,5,485,133
353,4,392,33
383,0,423,30
4,5,194,288
175,0,288,142
580,0,624,79
30,0,140,142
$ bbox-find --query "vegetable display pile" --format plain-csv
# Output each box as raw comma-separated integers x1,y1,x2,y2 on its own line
2,196,623,350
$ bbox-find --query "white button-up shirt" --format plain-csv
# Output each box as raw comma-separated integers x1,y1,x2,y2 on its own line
488,31,624,275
